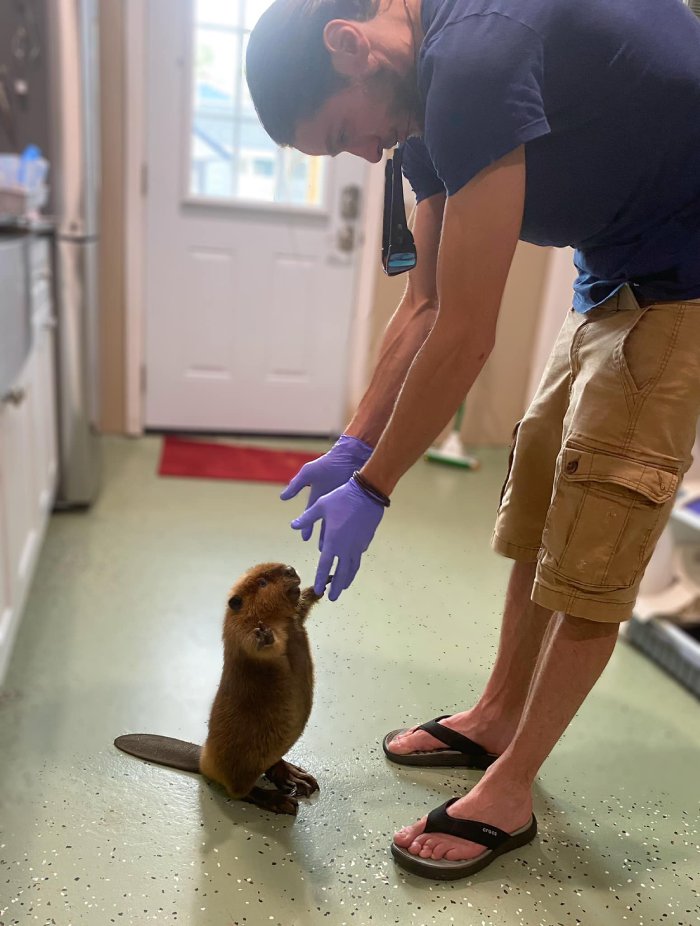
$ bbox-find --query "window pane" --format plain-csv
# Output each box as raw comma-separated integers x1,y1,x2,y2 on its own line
188,3,326,207
191,157,236,198
239,34,256,119
278,149,326,206
191,113,235,197
195,0,239,28
237,128,325,206
193,27,237,110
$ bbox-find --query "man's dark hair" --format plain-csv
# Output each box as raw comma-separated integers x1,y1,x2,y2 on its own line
246,0,380,147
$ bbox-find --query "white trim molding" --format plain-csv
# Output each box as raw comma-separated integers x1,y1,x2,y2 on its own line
124,0,147,436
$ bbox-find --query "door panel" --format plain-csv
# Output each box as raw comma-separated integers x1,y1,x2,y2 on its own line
145,0,369,434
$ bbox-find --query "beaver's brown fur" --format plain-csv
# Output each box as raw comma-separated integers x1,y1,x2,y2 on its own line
199,562,321,813
114,563,322,815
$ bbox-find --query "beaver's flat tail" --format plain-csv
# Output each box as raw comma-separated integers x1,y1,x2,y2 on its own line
114,733,202,773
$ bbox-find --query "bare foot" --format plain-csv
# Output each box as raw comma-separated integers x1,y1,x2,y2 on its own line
387,709,514,758
393,771,532,862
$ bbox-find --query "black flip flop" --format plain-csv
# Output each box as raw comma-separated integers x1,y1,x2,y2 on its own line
382,715,499,769
391,798,538,880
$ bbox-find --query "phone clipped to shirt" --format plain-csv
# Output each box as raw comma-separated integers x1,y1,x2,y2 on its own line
382,146,417,276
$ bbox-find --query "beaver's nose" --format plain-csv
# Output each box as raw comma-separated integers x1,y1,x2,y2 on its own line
285,565,299,581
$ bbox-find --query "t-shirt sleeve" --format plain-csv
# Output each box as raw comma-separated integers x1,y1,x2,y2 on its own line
400,137,445,203
422,13,550,197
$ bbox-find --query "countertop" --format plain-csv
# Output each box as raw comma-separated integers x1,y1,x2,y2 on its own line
0,215,56,237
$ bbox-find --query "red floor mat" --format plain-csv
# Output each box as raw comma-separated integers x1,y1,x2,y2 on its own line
158,436,320,484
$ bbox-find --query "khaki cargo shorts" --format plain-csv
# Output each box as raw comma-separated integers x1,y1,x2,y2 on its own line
492,287,700,622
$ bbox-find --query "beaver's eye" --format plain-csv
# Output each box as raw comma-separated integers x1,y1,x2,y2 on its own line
258,577,268,588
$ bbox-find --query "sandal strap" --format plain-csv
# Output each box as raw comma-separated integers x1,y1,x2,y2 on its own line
418,716,490,756
424,798,512,850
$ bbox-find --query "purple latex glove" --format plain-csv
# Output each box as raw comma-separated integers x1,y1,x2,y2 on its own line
291,478,385,601
280,434,373,543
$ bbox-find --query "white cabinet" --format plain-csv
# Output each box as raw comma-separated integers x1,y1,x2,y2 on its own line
0,361,39,618
30,243,58,520
0,235,58,683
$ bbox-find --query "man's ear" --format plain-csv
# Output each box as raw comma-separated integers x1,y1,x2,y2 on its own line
323,20,372,78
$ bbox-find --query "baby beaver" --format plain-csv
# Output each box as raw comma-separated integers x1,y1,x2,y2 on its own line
114,563,323,815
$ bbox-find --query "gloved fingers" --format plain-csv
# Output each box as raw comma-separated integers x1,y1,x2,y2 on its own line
301,488,323,541
314,547,336,597
318,519,326,552
280,465,311,501
346,555,362,588
328,566,347,602
291,499,322,534
301,523,313,542
328,555,360,601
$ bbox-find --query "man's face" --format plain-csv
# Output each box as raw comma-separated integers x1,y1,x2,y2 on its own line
294,67,422,162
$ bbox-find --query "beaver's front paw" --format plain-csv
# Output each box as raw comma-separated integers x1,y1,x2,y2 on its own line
301,586,323,602
301,575,334,603
254,623,275,648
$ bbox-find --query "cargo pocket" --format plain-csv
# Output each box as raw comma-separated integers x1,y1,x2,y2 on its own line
615,303,682,397
540,444,679,591
497,420,522,512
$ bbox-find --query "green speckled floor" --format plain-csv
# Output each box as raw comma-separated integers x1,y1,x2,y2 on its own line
1,436,699,926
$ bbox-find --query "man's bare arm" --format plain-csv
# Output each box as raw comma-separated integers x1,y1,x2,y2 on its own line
361,147,526,494
345,191,445,446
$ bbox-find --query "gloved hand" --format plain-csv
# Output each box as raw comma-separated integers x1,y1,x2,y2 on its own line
291,478,385,601
281,434,373,542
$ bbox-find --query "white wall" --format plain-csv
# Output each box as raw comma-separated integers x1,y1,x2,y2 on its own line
525,247,578,405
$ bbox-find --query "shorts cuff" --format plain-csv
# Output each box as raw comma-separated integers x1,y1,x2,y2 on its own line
491,530,540,562
532,580,634,623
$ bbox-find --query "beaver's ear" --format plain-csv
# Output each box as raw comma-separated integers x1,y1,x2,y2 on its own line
228,594,243,612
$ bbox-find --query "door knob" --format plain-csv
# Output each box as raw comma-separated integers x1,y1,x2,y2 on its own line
340,185,361,220
336,225,356,252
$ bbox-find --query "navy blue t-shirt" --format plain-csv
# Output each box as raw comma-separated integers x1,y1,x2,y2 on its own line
402,0,700,312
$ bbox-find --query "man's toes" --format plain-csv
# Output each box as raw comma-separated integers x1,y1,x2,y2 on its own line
416,836,437,856
427,840,451,860
389,729,437,755
387,730,416,754
444,841,484,862
445,846,467,861
393,816,427,847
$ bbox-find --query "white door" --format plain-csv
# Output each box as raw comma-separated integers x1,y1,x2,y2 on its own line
145,0,370,434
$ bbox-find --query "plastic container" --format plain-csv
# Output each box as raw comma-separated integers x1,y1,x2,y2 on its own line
0,150,50,217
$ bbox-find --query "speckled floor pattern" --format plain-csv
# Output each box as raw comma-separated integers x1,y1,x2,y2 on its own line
1,435,699,926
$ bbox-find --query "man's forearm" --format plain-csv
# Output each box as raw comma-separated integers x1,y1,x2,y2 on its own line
345,297,437,447
358,148,525,496
361,314,495,495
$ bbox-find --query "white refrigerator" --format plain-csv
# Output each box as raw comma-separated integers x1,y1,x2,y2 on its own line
46,0,101,506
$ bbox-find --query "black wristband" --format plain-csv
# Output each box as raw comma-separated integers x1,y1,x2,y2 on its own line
352,471,391,508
